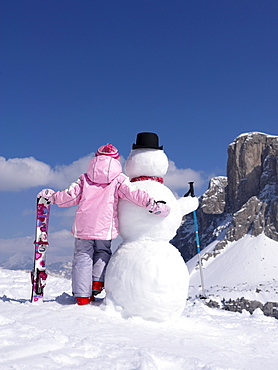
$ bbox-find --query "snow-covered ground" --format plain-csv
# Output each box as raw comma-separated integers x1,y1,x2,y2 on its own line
0,267,277,370
188,234,278,304
0,232,278,369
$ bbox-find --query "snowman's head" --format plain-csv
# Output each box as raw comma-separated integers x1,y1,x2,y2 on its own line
125,148,169,178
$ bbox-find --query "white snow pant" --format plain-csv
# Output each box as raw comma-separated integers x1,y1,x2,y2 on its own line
72,238,112,297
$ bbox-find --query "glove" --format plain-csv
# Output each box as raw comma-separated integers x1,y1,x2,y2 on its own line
37,189,55,203
146,199,170,217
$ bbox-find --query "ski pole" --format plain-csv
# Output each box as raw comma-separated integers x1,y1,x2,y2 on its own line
184,182,206,298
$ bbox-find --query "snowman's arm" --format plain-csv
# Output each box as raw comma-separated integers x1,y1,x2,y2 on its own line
177,196,199,216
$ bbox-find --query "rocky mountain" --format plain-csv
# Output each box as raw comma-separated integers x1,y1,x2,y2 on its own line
172,132,278,262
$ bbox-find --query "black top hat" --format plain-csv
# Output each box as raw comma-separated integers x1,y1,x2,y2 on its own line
132,132,163,150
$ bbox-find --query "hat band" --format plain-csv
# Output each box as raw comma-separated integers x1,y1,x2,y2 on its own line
132,144,163,150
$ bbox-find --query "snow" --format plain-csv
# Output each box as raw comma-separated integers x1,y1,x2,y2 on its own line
231,132,278,144
105,241,189,321
1,138,277,368
105,147,198,321
124,148,169,179
188,234,278,304
1,233,278,369
0,268,277,370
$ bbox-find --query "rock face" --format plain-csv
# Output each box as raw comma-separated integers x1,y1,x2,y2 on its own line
172,132,278,261
206,298,278,319
227,132,278,214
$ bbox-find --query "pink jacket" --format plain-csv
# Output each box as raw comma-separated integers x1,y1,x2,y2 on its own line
52,155,151,240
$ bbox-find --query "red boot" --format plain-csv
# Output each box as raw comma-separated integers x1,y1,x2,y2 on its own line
92,281,104,296
76,296,95,305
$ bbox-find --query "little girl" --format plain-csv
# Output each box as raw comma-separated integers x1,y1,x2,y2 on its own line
38,143,170,305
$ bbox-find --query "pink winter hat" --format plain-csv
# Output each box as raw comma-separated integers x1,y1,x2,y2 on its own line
96,143,120,159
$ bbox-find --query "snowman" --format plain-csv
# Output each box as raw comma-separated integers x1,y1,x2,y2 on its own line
105,133,198,321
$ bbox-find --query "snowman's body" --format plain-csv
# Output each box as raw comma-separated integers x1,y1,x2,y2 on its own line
105,148,198,321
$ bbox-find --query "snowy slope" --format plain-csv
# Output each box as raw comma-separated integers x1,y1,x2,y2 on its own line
0,268,278,369
188,233,278,304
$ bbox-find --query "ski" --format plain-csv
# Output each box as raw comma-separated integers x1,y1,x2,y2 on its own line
31,196,51,302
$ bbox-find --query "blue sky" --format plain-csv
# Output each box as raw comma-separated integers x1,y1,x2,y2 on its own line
1,0,278,263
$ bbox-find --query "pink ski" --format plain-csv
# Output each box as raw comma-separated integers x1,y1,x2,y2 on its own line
31,197,51,302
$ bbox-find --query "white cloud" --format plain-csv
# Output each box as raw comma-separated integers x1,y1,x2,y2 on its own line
164,160,205,194
0,153,94,191
0,230,73,264
0,229,122,267
49,153,94,188
0,156,52,191
0,235,34,259
0,154,207,195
